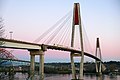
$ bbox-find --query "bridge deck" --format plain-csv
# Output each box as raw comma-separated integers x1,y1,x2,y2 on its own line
0,38,41,50
0,38,101,61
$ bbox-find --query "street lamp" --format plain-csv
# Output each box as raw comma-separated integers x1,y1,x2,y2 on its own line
9,31,13,39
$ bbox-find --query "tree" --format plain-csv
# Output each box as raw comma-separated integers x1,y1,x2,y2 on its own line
0,17,5,38
0,17,5,45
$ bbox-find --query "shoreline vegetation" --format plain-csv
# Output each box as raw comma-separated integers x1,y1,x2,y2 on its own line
0,61,120,75
43,61,120,74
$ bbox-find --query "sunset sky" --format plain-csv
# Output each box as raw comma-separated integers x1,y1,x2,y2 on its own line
0,0,120,62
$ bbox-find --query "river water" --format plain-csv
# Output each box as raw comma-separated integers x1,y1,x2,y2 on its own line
44,74,120,80
1,73,120,80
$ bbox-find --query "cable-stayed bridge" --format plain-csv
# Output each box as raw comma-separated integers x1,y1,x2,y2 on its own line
0,3,106,80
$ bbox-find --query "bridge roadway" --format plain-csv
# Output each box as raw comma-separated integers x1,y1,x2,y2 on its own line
0,38,101,61
46,44,101,61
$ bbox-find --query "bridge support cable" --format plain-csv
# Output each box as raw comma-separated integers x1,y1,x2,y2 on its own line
52,21,70,45
56,22,69,44
45,14,71,44
62,22,71,46
82,22,93,54
53,17,71,46
34,10,72,43
38,12,71,44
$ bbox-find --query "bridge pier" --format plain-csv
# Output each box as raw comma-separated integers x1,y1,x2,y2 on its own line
70,53,76,79
39,51,44,80
30,51,35,80
96,61,102,76
29,50,45,80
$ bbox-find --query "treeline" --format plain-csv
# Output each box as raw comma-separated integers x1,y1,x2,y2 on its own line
43,61,120,74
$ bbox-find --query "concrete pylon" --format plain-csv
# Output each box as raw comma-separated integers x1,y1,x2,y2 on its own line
70,3,84,80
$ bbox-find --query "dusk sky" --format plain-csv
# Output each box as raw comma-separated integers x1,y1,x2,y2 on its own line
0,0,120,62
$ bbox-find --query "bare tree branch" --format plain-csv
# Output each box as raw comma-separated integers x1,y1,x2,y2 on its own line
0,17,5,45
0,17,5,38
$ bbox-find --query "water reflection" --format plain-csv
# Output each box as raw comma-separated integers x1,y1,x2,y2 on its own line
107,75,118,80
96,75,102,80
0,73,120,80
96,75,119,80
45,74,120,80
